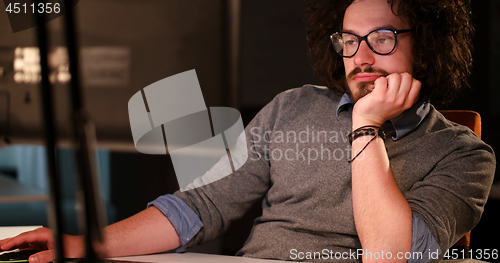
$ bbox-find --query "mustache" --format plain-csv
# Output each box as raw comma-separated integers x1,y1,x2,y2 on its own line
347,67,390,80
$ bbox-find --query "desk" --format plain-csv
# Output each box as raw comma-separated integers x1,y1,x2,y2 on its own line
109,253,288,263
109,253,489,263
0,226,42,240
0,227,490,263
0,174,48,203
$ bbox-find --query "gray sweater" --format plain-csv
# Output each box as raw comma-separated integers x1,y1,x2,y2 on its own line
174,85,495,262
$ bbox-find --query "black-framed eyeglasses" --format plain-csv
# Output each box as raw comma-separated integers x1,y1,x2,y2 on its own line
330,28,413,58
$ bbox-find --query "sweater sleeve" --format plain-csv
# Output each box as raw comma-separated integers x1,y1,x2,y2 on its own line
171,93,285,249
405,130,495,261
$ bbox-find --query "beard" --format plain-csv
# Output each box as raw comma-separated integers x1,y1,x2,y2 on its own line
346,66,389,103
352,81,375,102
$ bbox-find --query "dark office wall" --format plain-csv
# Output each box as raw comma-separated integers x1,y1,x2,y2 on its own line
238,0,320,109
0,0,226,144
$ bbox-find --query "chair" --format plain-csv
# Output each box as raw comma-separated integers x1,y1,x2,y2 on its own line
439,110,481,255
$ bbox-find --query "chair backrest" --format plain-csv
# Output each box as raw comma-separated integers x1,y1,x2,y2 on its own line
439,110,482,249
440,110,481,138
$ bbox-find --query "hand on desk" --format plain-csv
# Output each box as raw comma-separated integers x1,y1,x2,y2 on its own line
0,207,182,263
0,227,84,263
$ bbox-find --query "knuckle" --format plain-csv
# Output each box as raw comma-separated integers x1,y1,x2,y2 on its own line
395,100,405,108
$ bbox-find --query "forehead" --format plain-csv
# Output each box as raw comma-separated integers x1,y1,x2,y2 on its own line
343,0,408,34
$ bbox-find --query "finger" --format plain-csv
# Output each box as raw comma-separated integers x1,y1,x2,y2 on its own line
15,243,33,250
385,73,402,99
28,243,50,251
396,73,414,109
1,236,33,251
407,78,421,107
1,229,51,251
398,72,413,97
0,238,13,251
29,249,56,263
373,76,388,96
0,237,12,244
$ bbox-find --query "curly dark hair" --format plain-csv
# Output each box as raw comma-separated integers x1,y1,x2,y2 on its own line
304,0,474,104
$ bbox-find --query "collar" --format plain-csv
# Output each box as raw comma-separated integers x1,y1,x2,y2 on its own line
336,93,430,140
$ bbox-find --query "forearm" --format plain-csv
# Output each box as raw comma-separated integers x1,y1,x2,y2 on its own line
351,127,412,262
348,73,420,262
96,206,181,257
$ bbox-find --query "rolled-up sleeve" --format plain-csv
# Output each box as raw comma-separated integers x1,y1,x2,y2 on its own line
148,194,203,252
409,212,441,263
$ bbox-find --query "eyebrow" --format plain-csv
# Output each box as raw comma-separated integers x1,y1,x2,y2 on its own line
342,25,399,34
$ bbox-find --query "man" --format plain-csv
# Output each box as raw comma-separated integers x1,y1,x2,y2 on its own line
0,0,495,262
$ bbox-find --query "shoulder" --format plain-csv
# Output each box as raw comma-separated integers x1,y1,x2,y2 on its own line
246,84,342,132
267,84,342,113
274,84,340,102
392,105,495,180
408,105,495,181
412,106,486,147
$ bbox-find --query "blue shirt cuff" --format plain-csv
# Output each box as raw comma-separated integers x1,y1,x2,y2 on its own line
410,212,441,263
148,194,203,252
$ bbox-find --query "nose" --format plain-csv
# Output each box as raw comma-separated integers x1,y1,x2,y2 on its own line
353,40,375,67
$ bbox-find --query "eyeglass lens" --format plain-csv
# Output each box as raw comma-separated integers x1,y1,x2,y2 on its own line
332,29,396,57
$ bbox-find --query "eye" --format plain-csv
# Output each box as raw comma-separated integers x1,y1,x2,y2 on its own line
342,35,358,46
377,38,388,44
345,39,357,46
371,31,395,45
